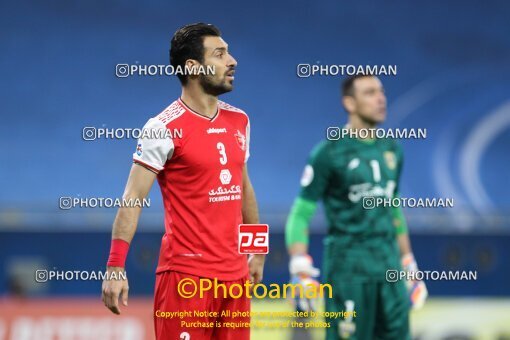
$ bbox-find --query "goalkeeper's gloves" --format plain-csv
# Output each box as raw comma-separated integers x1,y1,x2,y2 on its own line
288,255,321,312
401,253,428,310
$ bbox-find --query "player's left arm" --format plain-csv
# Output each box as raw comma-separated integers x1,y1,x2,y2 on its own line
394,143,428,309
396,212,428,310
394,206,412,256
393,143,413,256
242,165,265,284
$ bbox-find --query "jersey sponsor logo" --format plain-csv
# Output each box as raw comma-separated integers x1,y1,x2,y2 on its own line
238,224,269,254
219,169,232,185
300,165,314,187
208,185,241,203
348,180,396,203
136,143,142,156
207,127,227,134
384,151,396,170
234,130,246,151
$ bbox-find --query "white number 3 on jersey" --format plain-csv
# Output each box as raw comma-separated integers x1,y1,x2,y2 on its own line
217,142,228,165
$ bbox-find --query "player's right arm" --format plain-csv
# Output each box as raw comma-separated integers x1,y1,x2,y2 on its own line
102,117,173,315
286,141,330,254
285,142,330,312
286,141,331,270
286,198,318,255
102,164,157,315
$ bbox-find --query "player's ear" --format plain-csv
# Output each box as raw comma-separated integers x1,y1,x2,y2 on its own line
342,95,356,113
185,59,202,77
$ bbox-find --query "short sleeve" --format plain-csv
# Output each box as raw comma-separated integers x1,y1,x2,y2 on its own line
244,118,250,163
132,118,174,173
299,141,332,202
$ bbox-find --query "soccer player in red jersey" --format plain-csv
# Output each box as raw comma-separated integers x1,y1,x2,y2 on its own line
101,23,265,340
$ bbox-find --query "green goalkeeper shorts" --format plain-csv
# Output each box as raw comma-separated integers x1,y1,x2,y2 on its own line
324,273,410,340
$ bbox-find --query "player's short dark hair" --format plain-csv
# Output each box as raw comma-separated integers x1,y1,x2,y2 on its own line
341,75,375,97
170,23,221,85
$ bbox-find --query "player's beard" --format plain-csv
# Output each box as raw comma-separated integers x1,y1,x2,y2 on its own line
199,73,233,96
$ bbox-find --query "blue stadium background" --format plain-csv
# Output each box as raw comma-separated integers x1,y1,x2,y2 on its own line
1,0,509,300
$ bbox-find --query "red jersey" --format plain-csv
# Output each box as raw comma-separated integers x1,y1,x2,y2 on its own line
133,98,250,281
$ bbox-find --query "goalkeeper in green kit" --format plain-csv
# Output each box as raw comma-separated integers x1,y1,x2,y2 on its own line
285,75,428,340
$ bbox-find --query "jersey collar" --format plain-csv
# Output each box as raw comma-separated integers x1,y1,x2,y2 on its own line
178,98,220,122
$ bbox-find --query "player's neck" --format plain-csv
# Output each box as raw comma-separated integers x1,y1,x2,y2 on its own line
347,115,377,132
347,115,378,143
180,85,218,118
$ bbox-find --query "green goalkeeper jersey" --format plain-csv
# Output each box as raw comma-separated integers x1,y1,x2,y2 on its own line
299,135,404,279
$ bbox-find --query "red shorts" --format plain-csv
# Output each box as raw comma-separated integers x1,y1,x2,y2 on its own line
153,271,251,340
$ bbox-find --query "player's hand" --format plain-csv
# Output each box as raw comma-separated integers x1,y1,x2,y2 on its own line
288,255,321,312
101,266,129,315
401,253,428,310
289,255,320,278
248,254,265,284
